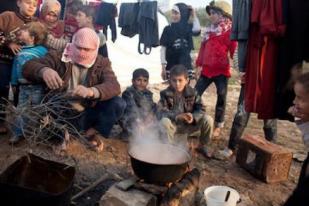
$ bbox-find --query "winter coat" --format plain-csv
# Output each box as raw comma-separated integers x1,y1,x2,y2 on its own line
157,85,205,123
196,30,236,78
22,50,120,101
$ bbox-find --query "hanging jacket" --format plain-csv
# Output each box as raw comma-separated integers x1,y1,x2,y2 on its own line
118,2,139,37
137,0,159,54
95,2,117,42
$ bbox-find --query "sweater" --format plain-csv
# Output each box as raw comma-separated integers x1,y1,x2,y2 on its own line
11,45,48,85
0,11,36,64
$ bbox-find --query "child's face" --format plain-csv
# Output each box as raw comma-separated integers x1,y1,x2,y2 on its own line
132,76,149,91
294,82,309,121
44,11,58,24
17,0,37,17
171,10,181,23
18,29,34,45
75,11,92,28
170,75,188,93
209,9,222,25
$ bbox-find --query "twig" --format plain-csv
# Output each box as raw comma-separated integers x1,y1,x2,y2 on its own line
71,173,110,201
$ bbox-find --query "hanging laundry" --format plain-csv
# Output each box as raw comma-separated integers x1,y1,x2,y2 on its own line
118,0,159,54
118,2,139,37
244,0,285,119
95,2,117,42
137,0,159,54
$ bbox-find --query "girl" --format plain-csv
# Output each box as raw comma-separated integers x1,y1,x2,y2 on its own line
289,71,309,185
160,3,201,80
195,0,236,137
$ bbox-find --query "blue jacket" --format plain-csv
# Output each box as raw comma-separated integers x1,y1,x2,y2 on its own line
11,45,48,85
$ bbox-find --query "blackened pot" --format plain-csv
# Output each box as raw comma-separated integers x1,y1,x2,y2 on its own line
128,143,191,184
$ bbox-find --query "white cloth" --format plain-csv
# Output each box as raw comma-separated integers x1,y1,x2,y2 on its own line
297,121,309,151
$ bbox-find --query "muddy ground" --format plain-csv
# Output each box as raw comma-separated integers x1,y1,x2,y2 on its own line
0,80,306,206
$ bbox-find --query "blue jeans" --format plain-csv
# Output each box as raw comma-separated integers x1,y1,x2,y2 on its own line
195,75,228,127
13,85,45,137
79,96,126,137
0,63,11,124
228,84,277,150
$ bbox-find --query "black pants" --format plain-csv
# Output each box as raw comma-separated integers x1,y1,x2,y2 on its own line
195,75,228,127
228,84,277,150
0,63,11,124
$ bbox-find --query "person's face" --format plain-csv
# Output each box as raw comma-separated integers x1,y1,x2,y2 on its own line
209,9,222,25
171,10,181,23
18,29,34,45
294,82,309,121
132,76,149,91
17,0,37,17
170,74,188,93
44,11,58,24
75,11,91,28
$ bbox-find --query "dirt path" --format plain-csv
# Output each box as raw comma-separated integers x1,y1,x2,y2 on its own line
0,82,305,206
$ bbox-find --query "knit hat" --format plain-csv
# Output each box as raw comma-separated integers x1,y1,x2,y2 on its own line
40,0,61,18
206,0,232,19
62,28,100,68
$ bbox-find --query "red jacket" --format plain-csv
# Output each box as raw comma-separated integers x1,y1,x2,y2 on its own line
196,30,236,78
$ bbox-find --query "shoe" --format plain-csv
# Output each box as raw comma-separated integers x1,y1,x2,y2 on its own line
196,146,213,158
9,135,24,145
213,127,221,138
215,148,234,160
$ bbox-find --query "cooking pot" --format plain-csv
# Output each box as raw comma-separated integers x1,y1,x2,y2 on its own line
128,143,191,184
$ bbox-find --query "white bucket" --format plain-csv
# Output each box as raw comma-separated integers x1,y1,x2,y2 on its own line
204,186,240,206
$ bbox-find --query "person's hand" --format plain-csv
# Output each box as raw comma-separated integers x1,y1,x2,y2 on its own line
42,68,64,90
161,64,167,80
72,85,94,98
8,42,22,55
183,113,194,124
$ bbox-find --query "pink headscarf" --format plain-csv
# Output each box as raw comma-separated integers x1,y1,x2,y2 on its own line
62,28,100,68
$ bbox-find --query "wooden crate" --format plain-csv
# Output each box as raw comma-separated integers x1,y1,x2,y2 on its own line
236,135,292,183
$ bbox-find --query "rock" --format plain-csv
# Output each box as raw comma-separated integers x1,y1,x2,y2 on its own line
99,185,157,206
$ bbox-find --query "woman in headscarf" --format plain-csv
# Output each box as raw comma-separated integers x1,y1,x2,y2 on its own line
160,3,201,80
40,0,64,38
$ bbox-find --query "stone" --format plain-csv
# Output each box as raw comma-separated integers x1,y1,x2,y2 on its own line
236,135,293,183
99,185,157,206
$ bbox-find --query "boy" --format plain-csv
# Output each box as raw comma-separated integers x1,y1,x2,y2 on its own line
0,0,38,134
122,68,156,134
10,21,48,144
158,64,213,156
75,5,108,57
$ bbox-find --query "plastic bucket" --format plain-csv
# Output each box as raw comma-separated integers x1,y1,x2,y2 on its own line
204,185,240,206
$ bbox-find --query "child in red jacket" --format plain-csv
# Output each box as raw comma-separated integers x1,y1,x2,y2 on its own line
195,0,236,137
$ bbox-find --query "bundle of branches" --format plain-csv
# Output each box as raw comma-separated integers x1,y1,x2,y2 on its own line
0,92,90,148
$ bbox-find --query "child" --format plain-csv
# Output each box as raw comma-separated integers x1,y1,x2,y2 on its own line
0,0,38,134
158,64,213,156
75,5,108,57
160,3,201,80
284,72,309,206
10,21,48,144
195,0,236,137
122,68,156,134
